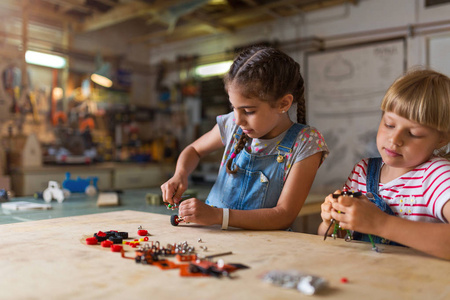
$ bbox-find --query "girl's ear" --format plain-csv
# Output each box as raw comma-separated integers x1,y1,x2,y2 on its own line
436,132,450,150
278,94,293,113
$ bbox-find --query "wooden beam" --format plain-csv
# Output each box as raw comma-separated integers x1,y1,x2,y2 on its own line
76,0,189,33
241,0,283,18
296,0,359,12
42,0,92,13
142,24,222,47
75,1,151,32
128,20,225,45
0,0,80,27
188,10,235,33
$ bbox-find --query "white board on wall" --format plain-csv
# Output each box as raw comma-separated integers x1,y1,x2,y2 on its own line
428,34,450,77
305,39,406,192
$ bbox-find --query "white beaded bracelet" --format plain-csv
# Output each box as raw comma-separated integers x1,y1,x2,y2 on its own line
221,208,229,230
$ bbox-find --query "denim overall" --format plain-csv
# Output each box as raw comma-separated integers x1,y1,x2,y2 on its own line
352,157,401,246
205,123,305,210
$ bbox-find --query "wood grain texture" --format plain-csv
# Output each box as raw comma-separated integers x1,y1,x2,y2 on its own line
0,210,449,300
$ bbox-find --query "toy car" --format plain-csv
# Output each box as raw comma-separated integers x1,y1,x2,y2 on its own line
167,195,193,226
62,172,98,195
170,214,184,226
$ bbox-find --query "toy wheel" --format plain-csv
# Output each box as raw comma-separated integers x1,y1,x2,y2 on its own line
170,214,179,226
85,185,97,196
62,189,71,198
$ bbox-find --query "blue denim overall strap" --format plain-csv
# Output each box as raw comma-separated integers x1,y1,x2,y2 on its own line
205,123,305,210
352,157,401,245
366,157,395,215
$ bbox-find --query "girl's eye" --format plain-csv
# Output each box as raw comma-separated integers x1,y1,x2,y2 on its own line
385,123,394,128
409,132,423,138
244,111,255,115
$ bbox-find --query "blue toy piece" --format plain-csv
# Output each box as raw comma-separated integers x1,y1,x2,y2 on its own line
62,172,98,193
0,189,9,202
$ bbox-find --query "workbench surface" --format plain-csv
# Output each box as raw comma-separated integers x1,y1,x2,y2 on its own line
1,210,448,300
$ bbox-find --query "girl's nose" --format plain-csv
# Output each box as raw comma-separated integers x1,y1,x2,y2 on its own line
234,111,244,126
390,130,403,146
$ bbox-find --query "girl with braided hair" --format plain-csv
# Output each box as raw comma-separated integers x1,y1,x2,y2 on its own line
161,46,329,230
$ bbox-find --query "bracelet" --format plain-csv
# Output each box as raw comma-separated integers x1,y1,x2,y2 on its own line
221,208,229,230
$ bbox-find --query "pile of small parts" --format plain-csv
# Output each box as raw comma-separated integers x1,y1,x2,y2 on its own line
85,230,130,252
85,227,248,277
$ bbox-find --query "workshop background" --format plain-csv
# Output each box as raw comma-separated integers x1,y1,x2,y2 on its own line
0,0,449,208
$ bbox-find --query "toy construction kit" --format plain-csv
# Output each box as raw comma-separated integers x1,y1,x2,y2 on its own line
84,226,248,278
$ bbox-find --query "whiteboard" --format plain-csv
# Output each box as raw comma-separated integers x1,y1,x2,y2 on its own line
428,34,450,77
305,39,406,192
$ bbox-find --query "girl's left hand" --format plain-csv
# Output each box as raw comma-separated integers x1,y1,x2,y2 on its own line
178,198,222,226
330,195,387,235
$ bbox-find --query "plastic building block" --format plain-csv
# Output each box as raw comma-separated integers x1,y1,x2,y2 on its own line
86,237,98,245
137,229,148,236
111,245,123,252
101,240,113,247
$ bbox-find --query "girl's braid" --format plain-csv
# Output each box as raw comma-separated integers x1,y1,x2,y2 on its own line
295,77,306,124
226,133,250,174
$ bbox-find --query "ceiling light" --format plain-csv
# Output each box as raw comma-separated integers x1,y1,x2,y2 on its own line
91,59,113,88
25,50,66,69
195,61,232,78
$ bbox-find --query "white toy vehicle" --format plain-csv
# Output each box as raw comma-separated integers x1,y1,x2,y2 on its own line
43,181,66,203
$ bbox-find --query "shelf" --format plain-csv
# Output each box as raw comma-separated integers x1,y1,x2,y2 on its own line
11,163,174,196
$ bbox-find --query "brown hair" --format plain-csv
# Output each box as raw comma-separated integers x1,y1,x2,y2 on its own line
381,68,450,158
223,46,306,173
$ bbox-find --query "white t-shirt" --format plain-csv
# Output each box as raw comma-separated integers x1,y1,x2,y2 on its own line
344,157,450,223
217,112,329,181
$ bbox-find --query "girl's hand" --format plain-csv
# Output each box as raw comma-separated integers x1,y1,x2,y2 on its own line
321,190,341,227
160,174,188,205
331,194,387,234
178,198,222,226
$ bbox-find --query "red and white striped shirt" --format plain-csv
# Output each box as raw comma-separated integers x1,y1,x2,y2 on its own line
344,157,450,223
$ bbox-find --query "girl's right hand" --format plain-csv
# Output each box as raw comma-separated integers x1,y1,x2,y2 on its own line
320,190,341,227
160,174,188,205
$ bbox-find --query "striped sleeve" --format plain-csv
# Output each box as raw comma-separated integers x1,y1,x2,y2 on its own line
422,158,450,222
344,158,369,194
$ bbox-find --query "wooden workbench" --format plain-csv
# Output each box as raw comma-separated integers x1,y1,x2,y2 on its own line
0,210,448,299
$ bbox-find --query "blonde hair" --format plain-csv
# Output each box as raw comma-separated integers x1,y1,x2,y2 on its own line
381,68,450,158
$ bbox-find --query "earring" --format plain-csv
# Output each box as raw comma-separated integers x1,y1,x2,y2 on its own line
281,110,285,113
